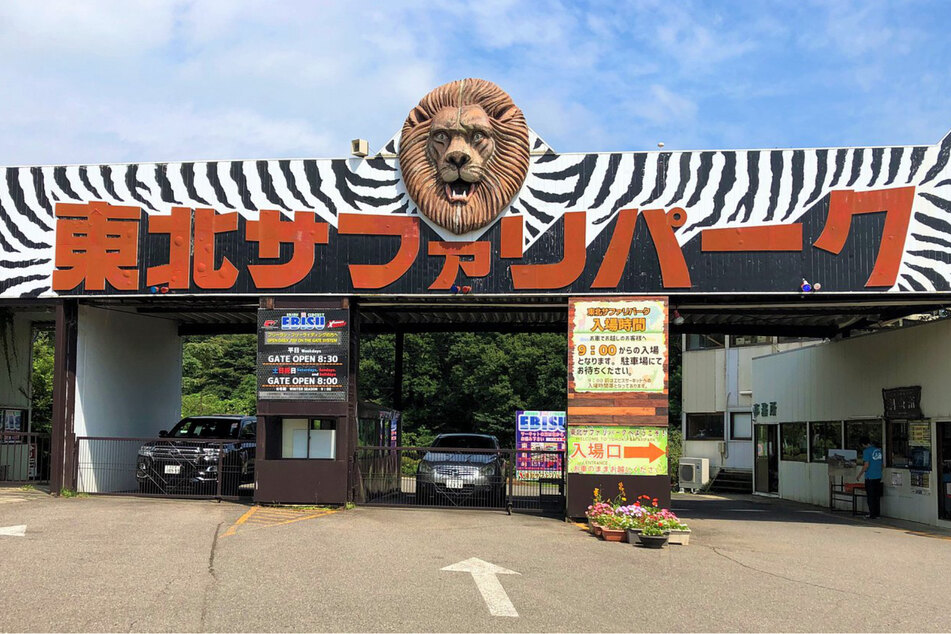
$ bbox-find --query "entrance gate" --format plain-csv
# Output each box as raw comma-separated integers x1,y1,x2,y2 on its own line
74,436,248,500
0,432,51,485
355,446,565,514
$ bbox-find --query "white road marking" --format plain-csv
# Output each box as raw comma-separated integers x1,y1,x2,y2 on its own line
0,525,26,537
441,557,520,618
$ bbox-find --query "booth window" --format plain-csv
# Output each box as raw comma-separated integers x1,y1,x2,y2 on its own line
809,421,842,462
729,335,772,347
686,413,724,440
281,418,336,459
781,422,808,461
845,420,883,454
886,420,910,467
730,412,753,440
685,334,725,351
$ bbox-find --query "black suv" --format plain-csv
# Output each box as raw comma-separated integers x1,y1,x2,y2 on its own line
415,434,507,506
135,416,256,497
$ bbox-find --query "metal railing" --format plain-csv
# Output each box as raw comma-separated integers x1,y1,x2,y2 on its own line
75,436,253,500
0,432,51,484
354,446,565,514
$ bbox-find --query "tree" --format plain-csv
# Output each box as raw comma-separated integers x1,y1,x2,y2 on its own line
358,332,567,448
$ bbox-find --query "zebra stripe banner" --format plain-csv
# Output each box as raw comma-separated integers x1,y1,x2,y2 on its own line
1,113,950,298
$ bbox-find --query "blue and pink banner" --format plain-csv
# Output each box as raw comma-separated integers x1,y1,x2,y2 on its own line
515,410,566,481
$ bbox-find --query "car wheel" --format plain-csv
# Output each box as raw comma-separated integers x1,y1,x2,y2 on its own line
137,479,151,494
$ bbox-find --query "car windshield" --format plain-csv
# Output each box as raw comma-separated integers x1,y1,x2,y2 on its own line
432,435,497,449
168,418,240,439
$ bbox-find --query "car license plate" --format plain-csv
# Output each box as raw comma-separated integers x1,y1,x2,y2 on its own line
446,478,464,489
164,465,181,475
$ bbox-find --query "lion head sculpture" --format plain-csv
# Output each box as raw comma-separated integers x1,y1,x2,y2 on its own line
399,78,530,235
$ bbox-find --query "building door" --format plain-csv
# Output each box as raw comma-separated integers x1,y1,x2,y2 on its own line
754,424,778,494
938,422,951,521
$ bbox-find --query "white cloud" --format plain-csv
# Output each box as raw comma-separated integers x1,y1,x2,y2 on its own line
0,0,947,164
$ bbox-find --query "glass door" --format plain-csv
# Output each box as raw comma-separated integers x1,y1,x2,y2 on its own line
938,422,951,521
754,424,779,494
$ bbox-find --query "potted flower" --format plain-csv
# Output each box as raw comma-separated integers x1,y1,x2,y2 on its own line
636,520,669,549
599,513,626,542
667,521,691,546
615,503,649,543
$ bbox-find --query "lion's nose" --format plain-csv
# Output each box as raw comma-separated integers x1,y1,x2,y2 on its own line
446,151,470,168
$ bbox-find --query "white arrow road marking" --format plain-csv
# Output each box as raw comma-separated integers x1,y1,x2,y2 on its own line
0,525,26,537
442,557,520,618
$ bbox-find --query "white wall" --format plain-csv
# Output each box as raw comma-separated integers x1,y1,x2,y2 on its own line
755,319,951,525
682,348,726,414
753,320,951,423
74,306,182,493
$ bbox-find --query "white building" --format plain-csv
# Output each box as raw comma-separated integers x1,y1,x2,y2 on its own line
751,318,951,527
681,334,819,491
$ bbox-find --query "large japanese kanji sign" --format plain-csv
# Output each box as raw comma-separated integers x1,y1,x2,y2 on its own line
571,299,666,393
567,426,668,476
0,77,949,299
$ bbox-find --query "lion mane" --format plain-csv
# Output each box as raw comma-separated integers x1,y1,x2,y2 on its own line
398,78,530,235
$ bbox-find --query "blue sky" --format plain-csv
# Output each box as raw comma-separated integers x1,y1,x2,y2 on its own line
1,0,949,165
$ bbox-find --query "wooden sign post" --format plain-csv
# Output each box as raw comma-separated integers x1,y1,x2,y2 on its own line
565,296,670,517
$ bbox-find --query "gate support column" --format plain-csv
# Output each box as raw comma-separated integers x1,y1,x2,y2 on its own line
565,296,670,518
50,299,78,493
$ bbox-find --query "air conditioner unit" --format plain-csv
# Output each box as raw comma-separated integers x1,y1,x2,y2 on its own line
679,457,710,491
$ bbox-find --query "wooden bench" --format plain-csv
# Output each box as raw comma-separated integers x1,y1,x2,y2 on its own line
830,480,867,515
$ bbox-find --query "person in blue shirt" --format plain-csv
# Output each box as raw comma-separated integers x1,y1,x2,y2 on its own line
856,436,884,519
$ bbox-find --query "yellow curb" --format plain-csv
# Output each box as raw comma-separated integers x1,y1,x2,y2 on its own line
221,506,338,538
220,505,258,538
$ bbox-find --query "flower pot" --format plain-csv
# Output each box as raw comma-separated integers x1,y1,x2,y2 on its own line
601,527,626,542
626,528,643,543
636,532,669,549
591,523,603,537
668,529,691,546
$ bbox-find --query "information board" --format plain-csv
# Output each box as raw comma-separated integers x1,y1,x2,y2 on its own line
257,309,349,401
570,299,666,393
567,425,668,476
515,411,566,481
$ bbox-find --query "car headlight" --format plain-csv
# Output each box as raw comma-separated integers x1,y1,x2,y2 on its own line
417,462,433,475
479,464,497,477
138,446,153,457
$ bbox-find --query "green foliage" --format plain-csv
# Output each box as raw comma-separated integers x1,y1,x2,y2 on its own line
30,329,55,433
181,335,257,417
59,488,88,498
667,427,683,488
359,332,567,448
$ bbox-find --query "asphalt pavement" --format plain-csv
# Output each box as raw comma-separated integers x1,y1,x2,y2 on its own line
0,487,948,632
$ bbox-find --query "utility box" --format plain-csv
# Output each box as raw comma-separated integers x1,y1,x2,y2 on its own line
679,457,710,491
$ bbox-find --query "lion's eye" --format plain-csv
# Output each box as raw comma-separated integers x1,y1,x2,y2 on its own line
473,132,485,142
433,132,448,143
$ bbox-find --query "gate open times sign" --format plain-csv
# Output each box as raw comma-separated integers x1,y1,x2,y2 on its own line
567,426,668,476
257,309,350,401
570,299,666,393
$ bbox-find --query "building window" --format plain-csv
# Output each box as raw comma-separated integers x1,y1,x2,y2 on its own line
281,418,337,459
781,422,808,461
809,421,842,462
886,420,910,468
686,413,724,440
729,335,773,347
685,334,725,350
730,412,753,440
844,420,883,454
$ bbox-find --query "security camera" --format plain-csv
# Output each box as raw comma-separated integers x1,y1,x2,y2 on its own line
350,139,369,157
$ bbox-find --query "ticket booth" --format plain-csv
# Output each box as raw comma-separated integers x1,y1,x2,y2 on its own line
253,299,357,505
